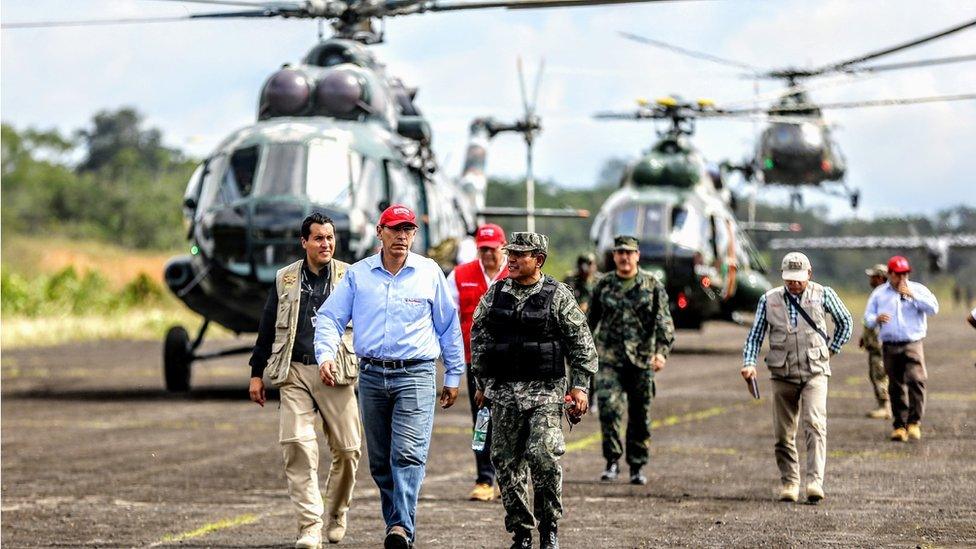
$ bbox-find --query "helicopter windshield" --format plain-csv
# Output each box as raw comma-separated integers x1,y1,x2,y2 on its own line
306,138,354,207
219,140,352,208
609,203,668,241
252,143,306,197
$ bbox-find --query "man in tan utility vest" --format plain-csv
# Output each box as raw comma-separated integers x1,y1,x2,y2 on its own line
740,252,853,505
249,212,361,548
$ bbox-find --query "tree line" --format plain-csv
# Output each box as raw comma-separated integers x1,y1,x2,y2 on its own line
3,107,973,292
2,108,196,249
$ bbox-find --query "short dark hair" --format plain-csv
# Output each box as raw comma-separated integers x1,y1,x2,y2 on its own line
301,212,335,240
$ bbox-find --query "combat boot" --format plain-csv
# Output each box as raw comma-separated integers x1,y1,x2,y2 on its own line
866,404,891,419
805,481,825,504
890,427,908,442
295,527,322,549
629,466,647,485
325,512,346,544
778,483,799,502
907,423,922,440
600,461,619,481
539,523,558,549
510,529,532,549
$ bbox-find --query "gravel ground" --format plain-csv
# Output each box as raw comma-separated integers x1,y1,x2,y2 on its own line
2,315,974,547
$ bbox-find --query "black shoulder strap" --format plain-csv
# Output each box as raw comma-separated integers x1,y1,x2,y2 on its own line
783,290,829,345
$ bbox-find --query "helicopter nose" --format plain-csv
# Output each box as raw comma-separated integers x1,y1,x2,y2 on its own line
204,198,351,279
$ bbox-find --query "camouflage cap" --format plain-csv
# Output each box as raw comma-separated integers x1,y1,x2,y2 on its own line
864,264,888,277
612,235,640,251
577,252,596,265
502,232,549,254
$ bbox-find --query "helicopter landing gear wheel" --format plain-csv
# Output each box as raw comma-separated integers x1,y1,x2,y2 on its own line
164,325,192,393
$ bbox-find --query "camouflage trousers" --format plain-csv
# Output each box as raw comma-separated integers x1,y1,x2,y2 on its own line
491,402,565,533
867,349,889,406
596,363,655,467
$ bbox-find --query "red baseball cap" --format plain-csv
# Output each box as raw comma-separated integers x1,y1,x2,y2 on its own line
379,204,418,228
888,255,911,274
475,223,506,248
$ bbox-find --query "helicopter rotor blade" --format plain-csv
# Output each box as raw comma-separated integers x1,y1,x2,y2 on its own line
530,58,546,114
842,53,976,74
0,10,278,29
424,0,694,12
517,57,531,118
810,17,976,77
618,30,760,71
593,109,662,120
800,93,976,111
148,0,302,7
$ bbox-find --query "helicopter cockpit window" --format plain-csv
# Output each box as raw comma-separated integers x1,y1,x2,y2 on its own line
611,206,639,238
671,206,706,252
227,145,258,197
253,143,306,197
306,138,354,208
641,204,666,239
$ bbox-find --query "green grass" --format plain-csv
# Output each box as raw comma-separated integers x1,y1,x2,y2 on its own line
1,235,229,348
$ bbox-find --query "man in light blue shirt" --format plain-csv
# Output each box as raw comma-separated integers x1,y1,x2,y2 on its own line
315,204,464,549
864,255,939,442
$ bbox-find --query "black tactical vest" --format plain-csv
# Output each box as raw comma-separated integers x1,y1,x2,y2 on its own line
482,276,566,381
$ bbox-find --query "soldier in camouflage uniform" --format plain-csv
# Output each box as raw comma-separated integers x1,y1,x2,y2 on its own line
562,253,598,313
860,264,890,419
470,232,598,549
587,235,674,485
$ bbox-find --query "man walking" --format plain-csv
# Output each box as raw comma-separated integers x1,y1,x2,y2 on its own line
315,205,465,549
864,255,939,442
470,232,597,549
249,212,361,548
741,252,853,504
447,223,509,502
563,253,599,314
860,264,891,419
587,235,674,485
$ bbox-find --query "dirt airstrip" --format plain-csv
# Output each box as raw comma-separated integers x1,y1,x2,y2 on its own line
3,315,975,547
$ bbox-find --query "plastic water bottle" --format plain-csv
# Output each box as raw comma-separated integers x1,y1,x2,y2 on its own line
472,407,491,451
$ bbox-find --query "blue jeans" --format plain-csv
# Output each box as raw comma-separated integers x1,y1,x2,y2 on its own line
358,360,436,541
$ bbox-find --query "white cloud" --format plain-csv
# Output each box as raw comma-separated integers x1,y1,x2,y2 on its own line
2,0,974,217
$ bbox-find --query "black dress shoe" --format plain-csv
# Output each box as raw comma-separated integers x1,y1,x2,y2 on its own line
630,467,647,485
510,530,532,549
539,524,558,549
384,530,410,549
600,461,619,481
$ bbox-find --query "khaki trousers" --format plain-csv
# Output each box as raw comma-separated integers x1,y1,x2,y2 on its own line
771,374,828,487
278,362,362,534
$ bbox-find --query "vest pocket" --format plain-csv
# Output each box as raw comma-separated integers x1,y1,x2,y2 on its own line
275,299,291,329
334,333,359,385
266,339,288,380
806,346,830,374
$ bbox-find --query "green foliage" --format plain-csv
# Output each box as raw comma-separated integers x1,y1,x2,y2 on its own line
1,267,165,317
1,108,195,250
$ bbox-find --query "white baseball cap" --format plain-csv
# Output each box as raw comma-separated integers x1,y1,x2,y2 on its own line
781,252,811,282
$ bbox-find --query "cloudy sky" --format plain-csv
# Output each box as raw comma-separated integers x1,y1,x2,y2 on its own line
3,0,975,218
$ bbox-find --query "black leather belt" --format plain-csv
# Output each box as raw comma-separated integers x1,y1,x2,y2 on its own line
362,357,430,368
883,340,917,346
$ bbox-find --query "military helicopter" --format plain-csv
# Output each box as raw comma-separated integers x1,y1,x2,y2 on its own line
592,96,776,329
619,17,976,208
6,0,676,391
